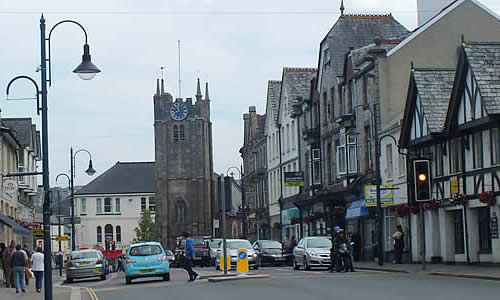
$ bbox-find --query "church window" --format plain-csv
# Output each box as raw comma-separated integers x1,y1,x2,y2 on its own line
173,125,179,142
179,125,185,141
176,201,186,223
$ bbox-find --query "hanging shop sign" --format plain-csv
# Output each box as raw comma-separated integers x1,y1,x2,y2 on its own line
365,185,393,207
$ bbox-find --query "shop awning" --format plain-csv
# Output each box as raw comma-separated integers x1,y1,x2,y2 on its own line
346,200,370,219
0,212,31,236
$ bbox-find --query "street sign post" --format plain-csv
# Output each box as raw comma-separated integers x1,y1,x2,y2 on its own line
236,249,249,273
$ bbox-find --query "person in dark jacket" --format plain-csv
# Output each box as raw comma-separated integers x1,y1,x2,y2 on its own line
393,225,405,264
23,243,31,286
182,232,198,281
3,240,15,288
0,242,6,286
11,245,27,293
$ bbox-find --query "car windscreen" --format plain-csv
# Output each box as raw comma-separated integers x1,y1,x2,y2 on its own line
180,238,206,247
227,240,252,249
71,251,98,260
209,240,222,248
129,245,163,256
306,238,332,249
260,241,282,249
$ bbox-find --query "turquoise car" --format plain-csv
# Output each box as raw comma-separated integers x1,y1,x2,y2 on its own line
125,242,170,284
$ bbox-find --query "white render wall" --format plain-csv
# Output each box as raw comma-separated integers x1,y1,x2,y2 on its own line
74,193,155,250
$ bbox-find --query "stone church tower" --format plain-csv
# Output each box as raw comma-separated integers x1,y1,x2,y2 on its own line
153,78,214,248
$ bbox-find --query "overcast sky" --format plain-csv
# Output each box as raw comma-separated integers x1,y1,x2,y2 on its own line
0,0,498,188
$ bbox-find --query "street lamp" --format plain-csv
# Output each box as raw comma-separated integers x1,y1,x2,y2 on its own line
227,166,247,239
70,148,96,251
5,15,100,300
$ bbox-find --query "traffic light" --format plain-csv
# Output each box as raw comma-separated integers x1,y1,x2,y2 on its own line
414,160,431,201
111,241,116,251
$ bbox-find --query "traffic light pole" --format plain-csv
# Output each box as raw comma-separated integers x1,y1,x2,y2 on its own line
373,103,384,266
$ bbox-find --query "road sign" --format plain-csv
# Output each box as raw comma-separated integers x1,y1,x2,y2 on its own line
365,185,393,207
284,172,304,187
219,255,231,271
55,236,70,241
237,249,249,273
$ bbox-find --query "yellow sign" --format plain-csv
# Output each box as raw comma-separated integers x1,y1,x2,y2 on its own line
450,179,458,194
365,185,393,207
219,255,231,271
33,229,43,237
236,249,249,273
55,236,70,241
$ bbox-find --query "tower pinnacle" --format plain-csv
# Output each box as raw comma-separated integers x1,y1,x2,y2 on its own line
196,78,203,100
205,82,210,101
340,0,345,16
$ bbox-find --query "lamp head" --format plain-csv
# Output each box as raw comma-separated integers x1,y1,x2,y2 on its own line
73,44,101,80
85,159,96,176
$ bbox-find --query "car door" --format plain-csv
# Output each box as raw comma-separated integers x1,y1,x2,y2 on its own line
294,239,305,264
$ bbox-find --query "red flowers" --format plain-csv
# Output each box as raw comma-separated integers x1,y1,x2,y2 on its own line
479,191,496,207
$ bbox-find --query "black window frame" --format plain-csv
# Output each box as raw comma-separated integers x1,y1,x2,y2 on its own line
478,207,492,254
454,210,465,254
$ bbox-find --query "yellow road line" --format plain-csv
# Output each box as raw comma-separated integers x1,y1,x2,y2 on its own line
87,287,99,300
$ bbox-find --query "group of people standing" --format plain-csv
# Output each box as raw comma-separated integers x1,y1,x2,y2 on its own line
0,240,45,293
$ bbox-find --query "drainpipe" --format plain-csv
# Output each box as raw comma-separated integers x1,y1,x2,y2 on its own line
278,124,283,240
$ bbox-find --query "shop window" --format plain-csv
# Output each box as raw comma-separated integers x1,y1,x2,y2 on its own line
478,207,492,253
454,211,465,254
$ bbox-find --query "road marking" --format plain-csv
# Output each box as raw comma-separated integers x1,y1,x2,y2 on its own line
93,279,209,293
86,288,99,300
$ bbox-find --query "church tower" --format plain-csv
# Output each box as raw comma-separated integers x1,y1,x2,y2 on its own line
153,78,214,248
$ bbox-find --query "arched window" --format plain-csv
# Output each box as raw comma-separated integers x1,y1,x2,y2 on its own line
97,226,102,243
104,224,113,242
173,125,179,142
116,226,122,243
176,201,186,224
179,125,185,141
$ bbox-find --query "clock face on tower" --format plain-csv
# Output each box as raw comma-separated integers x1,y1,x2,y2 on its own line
169,102,189,121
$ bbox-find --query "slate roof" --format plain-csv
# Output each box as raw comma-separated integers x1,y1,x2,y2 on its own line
324,14,409,74
266,80,281,125
464,42,500,115
75,162,155,195
279,68,316,119
2,118,36,148
413,69,456,133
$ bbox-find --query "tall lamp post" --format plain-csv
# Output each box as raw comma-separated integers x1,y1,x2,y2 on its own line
6,15,100,300
227,166,247,239
69,148,96,250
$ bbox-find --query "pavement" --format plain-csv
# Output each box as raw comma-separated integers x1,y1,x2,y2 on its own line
1,269,74,300
354,261,500,280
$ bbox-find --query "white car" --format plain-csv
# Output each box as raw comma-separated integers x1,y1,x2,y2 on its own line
293,237,332,270
215,239,258,270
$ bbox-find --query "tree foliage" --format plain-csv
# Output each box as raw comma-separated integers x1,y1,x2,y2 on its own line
134,209,156,242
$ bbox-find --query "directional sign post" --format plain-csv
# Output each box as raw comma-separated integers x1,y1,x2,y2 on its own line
237,249,249,273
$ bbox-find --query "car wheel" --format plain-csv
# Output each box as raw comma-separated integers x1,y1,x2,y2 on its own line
163,272,170,281
293,258,300,270
101,273,107,281
126,276,132,284
304,257,311,271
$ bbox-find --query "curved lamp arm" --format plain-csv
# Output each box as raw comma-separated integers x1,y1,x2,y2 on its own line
47,20,89,86
73,149,96,176
5,75,41,115
55,173,71,189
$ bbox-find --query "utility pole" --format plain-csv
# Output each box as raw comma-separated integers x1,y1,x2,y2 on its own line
221,175,228,275
373,103,384,266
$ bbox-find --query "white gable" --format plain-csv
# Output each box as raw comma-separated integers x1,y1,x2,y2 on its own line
410,94,429,140
457,68,487,125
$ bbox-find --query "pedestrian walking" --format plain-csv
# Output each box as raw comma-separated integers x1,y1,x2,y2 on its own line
282,233,290,251
0,242,6,285
3,240,15,288
11,244,27,293
31,247,44,293
23,243,32,286
290,235,297,252
393,225,404,264
181,232,198,281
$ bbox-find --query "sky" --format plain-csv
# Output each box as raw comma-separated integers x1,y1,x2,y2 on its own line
0,0,499,188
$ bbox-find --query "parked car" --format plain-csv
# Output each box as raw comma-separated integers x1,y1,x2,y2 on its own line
293,237,332,270
215,239,258,270
175,236,212,267
165,249,175,265
124,242,170,284
66,249,107,283
209,239,222,266
252,240,289,266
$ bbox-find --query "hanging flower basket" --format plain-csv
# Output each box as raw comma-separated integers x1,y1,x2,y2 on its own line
479,191,496,207
409,204,420,215
395,204,409,217
450,193,466,206
424,199,441,210
303,216,313,224
290,217,300,225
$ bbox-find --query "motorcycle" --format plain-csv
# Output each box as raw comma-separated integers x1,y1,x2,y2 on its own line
335,242,354,272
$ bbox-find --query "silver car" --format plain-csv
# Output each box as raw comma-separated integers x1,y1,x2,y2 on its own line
215,239,258,270
66,249,107,282
293,237,332,270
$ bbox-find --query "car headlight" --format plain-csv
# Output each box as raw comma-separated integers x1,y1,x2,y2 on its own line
306,250,316,256
251,253,257,258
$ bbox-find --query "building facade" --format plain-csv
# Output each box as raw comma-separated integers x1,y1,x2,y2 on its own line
154,78,214,249
74,162,155,250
